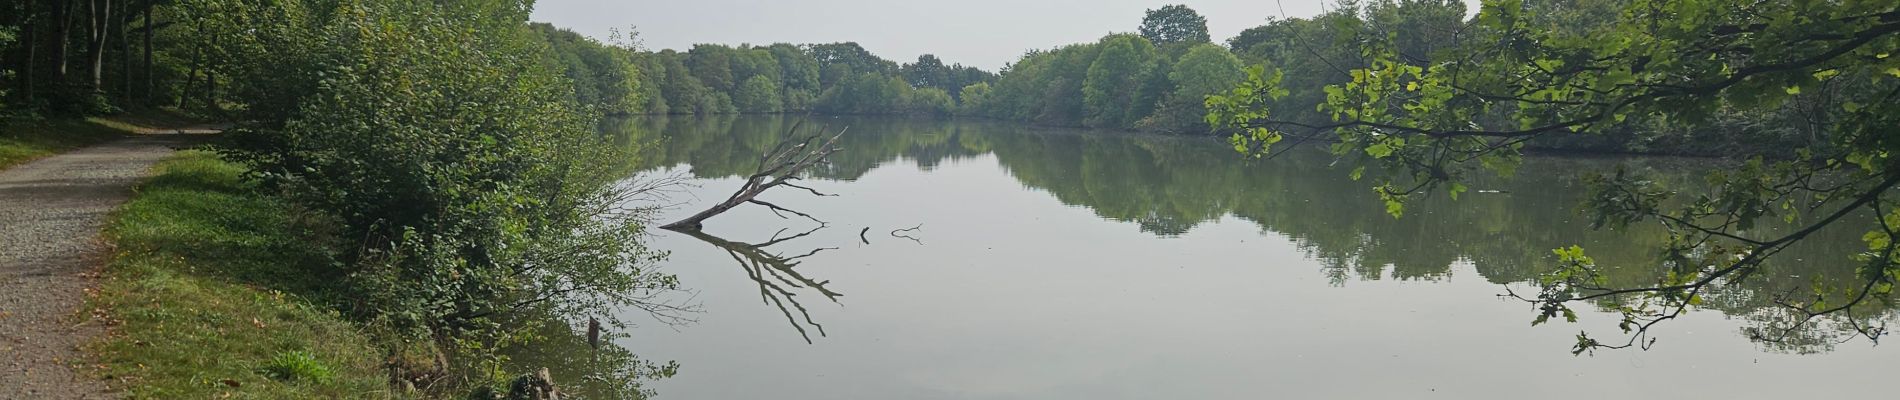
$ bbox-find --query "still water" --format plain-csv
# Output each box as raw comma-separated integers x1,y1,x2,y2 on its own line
607,115,1895,399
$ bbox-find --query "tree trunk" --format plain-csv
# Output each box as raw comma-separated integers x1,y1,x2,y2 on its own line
22,0,38,101
179,15,199,109
142,0,151,102
204,70,215,112
86,0,110,92
53,0,70,83
118,0,131,101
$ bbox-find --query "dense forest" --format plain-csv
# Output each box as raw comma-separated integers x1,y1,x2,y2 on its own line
531,25,995,116
538,0,1848,157
524,4,1265,134
528,4,1249,133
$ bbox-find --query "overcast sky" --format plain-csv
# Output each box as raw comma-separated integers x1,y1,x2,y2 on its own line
530,0,1481,71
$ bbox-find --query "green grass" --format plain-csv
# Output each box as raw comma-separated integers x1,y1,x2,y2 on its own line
0,109,204,170
0,118,127,170
262,351,338,384
87,151,401,399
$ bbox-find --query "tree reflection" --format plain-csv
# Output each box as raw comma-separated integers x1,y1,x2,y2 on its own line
614,115,1899,354
491,307,680,400
678,226,843,344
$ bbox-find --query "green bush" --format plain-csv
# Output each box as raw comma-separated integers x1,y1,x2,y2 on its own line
217,0,676,347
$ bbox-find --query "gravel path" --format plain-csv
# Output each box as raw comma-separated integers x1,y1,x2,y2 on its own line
0,136,188,399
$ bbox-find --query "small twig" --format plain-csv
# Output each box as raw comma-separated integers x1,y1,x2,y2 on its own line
783,181,838,197
749,199,826,225
890,224,923,245
783,247,838,262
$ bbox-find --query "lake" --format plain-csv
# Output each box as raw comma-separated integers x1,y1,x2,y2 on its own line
604,115,1896,399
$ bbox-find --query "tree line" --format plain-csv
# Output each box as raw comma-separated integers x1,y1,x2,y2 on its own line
532,24,996,117
529,4,1277,135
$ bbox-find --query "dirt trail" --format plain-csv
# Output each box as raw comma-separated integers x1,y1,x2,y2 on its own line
0,136,189,398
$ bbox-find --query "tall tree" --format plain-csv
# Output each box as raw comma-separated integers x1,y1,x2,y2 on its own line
766,43,819,111
685,44,736,93
1138,4,1210,46
733,74,781,113
117,0,131,100
141,0,151,101
1147,43,1242,132
53,0,71,83
807,42,896,87
1082,34,1159,129
85,0,109,91
20,0,37,102
902,54,947,89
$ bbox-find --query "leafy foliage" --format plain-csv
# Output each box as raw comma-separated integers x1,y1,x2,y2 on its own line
1139,4,1212,46
1083,34,1162,129
531,23,644,115
1144,43,1244,131
969,5,1251,133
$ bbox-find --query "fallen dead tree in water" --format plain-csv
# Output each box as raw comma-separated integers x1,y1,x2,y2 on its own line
660,122,845,232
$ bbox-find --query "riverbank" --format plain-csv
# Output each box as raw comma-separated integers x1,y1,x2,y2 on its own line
85,150,397,398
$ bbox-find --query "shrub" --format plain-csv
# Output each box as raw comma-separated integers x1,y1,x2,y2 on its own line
217,0,678,347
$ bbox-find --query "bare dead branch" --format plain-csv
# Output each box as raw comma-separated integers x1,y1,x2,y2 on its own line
661,122,848,232
783,181,838,197
750,199,826,225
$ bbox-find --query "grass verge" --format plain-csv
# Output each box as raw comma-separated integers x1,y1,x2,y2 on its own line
0,109,205,170
86,150,400,399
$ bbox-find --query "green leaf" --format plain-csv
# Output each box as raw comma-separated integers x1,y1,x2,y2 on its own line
1366,143,1394,158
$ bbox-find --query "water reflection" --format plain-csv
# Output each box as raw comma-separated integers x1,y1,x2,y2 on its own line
607,114,1898,398
490,308,679,400
677,226,843,344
